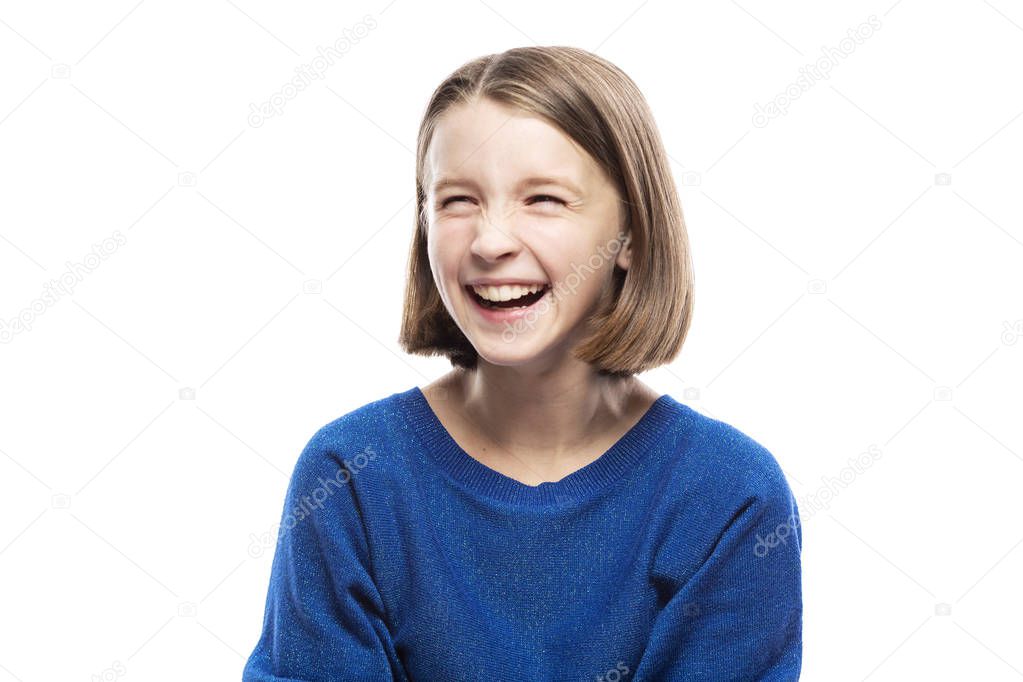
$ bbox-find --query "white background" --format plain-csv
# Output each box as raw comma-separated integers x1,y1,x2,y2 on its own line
1,1,1021,680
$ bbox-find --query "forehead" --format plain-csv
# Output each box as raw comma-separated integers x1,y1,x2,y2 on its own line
425,98,600,191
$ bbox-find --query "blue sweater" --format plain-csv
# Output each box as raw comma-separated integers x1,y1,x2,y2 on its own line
242,386,803,681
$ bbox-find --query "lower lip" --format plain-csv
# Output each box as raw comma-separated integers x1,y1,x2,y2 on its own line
466,286,552,323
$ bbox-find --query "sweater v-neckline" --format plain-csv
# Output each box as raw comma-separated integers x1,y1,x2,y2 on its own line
401,385,678,507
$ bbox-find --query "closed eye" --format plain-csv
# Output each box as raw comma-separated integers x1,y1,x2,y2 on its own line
439,194,566,208
527,194,565,206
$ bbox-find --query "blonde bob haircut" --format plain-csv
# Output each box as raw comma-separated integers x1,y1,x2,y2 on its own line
398,46,694,378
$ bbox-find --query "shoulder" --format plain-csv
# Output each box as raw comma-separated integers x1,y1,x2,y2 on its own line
288,388,414,488
695,409,789,490
651,403,802,577
309,388,408,445
663,402,797,519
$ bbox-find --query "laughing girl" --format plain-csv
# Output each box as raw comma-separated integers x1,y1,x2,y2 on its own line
244,45,802,682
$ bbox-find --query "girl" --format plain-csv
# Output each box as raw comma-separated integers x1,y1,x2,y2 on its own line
243,46,802,681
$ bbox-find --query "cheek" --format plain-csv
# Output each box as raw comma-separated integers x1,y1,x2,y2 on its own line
425,235,451,294
557,242,618,295
426,220,455,263
426,226,465,296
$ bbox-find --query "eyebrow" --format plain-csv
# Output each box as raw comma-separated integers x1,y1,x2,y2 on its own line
430,175,583,196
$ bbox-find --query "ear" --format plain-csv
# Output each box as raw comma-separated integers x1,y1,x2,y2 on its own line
615,231,632,271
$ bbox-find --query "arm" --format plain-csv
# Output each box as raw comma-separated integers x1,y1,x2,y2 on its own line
633,480,803,681
242,431,405,681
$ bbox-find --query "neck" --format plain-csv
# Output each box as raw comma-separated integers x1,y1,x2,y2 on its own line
448,360,648,460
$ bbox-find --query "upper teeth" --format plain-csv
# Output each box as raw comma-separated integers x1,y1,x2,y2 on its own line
472,283,546,302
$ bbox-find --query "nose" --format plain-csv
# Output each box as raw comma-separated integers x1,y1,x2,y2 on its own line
469,205,523,262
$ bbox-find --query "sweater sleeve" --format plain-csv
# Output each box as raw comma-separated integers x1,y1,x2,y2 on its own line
242,429,406,681
633,477,803,681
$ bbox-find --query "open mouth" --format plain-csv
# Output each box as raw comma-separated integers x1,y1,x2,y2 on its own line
465,284,550,310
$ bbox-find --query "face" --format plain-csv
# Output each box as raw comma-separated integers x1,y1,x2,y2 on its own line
423,97,632,370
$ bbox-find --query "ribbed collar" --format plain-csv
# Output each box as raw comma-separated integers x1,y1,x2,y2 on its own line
400,385,678,507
